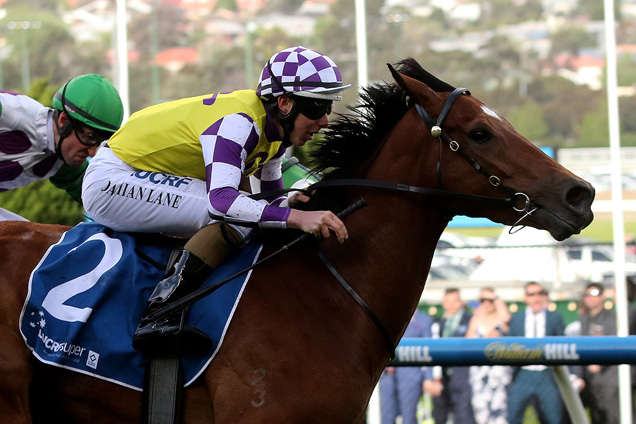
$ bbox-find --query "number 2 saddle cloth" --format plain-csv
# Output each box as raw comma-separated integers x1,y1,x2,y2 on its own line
19,222,262,390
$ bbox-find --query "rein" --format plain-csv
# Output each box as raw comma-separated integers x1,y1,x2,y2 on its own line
317,249,396,361
250,90,537,221
251,178,518,207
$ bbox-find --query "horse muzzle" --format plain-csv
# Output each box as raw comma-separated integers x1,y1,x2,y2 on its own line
532,179,595,241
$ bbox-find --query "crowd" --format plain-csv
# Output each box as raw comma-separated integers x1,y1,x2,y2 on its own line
378,282,636,424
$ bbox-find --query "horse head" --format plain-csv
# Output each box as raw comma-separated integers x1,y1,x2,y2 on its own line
387,59,595,241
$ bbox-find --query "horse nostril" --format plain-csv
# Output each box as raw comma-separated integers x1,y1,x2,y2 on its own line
565,183,594,209
566,188,583,205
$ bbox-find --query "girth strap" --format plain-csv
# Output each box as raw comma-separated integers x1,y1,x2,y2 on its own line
317,249,396,361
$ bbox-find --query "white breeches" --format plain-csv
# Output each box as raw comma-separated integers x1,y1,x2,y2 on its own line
82,147,251,239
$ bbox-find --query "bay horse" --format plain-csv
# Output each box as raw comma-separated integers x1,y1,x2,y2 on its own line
0,59,594,423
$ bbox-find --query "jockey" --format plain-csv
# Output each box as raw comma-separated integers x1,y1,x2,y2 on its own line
81,46,351,351
0,74,123,203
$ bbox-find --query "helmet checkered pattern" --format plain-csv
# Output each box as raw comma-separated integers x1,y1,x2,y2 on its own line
256,46,350,101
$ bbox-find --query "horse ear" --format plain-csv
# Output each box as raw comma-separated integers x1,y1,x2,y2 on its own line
387,63,404,88
387,63,439,105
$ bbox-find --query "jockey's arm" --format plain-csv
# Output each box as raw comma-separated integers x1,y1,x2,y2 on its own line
202,115,347,242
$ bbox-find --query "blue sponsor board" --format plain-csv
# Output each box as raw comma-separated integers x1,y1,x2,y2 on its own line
392,336,636,366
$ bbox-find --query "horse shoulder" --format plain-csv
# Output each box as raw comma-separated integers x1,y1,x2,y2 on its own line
0,221,68,318
0,220,69,244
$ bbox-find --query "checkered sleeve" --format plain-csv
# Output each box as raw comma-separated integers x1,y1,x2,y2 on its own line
251,154,286,206
200,112,290,227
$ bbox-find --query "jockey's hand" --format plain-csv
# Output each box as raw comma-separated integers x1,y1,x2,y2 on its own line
287,209,348,243
287,190,311,208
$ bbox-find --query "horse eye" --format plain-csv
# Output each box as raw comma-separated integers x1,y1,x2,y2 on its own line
470,129,491,143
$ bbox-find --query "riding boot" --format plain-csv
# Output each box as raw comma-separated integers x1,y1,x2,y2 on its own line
132,250,213,352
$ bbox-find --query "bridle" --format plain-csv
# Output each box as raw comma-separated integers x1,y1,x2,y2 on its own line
413,87,539,231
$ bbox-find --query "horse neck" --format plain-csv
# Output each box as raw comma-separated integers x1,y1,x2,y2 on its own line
335,118,450,336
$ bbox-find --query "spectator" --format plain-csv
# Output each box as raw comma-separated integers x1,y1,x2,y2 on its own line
578,282,628,424
379,310,434,424
466,287,512,424
506,282,567,424
564,296,587,337
424,288,476,424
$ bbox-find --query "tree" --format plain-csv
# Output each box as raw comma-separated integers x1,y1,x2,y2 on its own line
549,26,596,58
0,180,85,226
618,96,636,147
127,1,188,62
214,0,238,13
617,54,636,87
620,96,636,133
477,35,521,89
575,101,609,147
527,75,602,142
26,77,57,107
0,5,77,92
508,100,549,141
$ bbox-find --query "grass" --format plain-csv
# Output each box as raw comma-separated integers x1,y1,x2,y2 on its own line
579,216,636,243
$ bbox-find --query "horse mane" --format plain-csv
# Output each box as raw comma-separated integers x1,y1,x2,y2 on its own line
309,58,455,179
304,58,455,212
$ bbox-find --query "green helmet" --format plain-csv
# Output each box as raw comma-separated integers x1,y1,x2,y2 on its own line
52,74,123,134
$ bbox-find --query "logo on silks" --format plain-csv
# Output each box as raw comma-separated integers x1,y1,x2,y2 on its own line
130,170,193,188
485,341,580,362
97,171,195,209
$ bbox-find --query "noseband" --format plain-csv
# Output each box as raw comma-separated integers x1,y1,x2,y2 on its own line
414,87,538,231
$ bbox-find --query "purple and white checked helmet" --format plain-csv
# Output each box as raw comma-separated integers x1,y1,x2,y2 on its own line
256,46,351,101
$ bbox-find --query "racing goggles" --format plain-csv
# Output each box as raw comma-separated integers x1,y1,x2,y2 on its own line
73,121,112,147
294,96,333,120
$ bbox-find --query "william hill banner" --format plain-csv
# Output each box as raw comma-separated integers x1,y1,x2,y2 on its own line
391,336,636,366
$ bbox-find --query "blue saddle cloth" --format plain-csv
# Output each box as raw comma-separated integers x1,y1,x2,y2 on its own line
19,222,261,390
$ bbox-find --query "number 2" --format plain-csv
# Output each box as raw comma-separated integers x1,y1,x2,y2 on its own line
41,233,123,323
